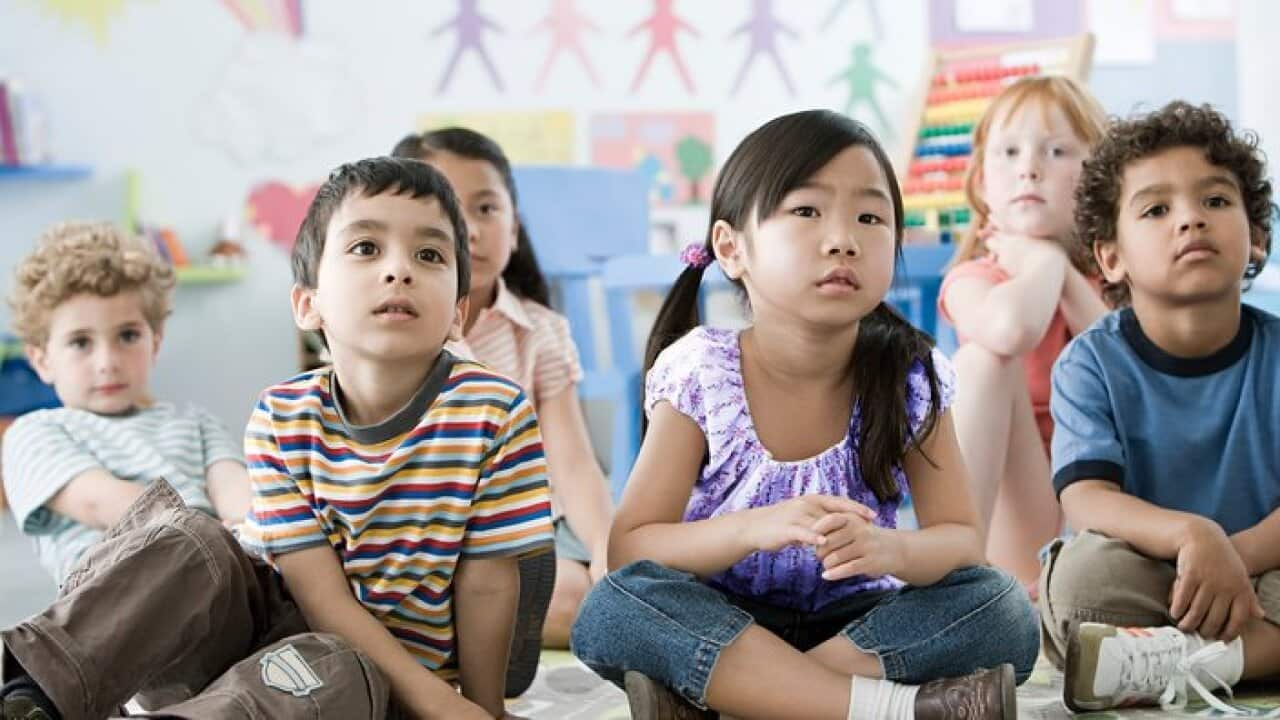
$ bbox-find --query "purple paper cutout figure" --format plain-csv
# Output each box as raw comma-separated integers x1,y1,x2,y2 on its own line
533,0,601,90
820,0,883,37
629,0,700,94
434,0,504,93
730,0,798,96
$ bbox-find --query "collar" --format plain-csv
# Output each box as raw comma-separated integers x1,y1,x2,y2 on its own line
1120,305,1255,377
483,277,534,331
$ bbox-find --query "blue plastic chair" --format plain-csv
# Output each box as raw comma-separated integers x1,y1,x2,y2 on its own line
510,166,652,486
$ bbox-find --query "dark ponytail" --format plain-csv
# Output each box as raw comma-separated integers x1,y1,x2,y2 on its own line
642,110,942,503
643,262,709,373
391,127,551,307
851,302,941,502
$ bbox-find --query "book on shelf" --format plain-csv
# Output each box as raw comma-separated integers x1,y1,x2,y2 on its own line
0,77,50,167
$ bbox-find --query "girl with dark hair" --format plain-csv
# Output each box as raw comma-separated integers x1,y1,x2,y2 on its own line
569,111,1038,720
393,129,614,658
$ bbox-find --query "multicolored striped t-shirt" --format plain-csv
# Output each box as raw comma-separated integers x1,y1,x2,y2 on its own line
241,350,553,673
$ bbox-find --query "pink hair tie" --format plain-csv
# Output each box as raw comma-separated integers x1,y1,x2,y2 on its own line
679,243,712,269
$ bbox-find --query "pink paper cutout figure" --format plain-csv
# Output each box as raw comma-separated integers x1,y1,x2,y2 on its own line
434,0,504,93
730,0,798,96
820,0,882,36
629,0,699,94
533,0,601,90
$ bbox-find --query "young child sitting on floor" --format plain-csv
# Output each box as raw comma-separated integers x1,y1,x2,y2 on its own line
2,221,249,585
1042,101,1280,714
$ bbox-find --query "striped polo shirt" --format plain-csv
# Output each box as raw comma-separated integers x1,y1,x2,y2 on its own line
242,350,553,673
450,277,584,405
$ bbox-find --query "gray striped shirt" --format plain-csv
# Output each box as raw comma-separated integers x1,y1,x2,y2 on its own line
1,403,243,584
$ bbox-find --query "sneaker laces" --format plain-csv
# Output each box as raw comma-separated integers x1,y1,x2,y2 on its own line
1158,641,1280,717
1110,629,1186,699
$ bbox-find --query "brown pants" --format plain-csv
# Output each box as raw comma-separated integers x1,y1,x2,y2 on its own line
1039,529,1280,669
1,481,394,720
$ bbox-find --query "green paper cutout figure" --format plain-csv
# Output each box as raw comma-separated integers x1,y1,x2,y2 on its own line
829,43,897,138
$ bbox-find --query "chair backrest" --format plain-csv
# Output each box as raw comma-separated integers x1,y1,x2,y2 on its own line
512,166,650,275
511,166,651,372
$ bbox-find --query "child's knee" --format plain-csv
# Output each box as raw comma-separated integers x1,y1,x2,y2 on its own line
959,567,1040,678
1043,530,1167,612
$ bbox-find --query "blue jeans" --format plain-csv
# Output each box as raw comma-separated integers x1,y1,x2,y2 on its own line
571,561,1039,709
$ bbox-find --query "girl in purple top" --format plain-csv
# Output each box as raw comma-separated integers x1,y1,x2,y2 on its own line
571,111,1039,720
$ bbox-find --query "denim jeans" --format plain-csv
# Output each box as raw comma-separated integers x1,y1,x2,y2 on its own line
571,561,1039,709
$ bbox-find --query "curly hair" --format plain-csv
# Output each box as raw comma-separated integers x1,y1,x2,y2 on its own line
8,222,176,347
1075,101,1275,307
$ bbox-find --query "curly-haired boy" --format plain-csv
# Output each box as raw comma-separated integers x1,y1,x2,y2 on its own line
1,222,252,718
1040,101,1280,713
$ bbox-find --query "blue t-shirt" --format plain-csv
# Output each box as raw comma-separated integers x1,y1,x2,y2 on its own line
1050,305,1280,535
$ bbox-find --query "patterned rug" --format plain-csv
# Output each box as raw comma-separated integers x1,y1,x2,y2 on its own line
507,651,1280,719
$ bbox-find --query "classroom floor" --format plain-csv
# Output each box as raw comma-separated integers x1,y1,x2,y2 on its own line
6,521,1280,718
507,650,1280,719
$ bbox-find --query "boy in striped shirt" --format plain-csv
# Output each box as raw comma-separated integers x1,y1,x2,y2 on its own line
241,156,553,719
1,159,551,720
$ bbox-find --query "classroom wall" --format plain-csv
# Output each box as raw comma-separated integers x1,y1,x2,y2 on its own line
0,0,1261,433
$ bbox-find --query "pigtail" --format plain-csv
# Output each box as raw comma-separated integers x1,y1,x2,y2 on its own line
639,257,709,437
851,301,942,503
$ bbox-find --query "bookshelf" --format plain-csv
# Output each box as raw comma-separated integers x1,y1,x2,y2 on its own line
0,164,92,181
175,265,247,286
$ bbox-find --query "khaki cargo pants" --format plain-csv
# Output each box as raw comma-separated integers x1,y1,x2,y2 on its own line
1,480,396,720
1039,529,1280,668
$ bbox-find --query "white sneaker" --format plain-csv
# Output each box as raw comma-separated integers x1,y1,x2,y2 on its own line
1065,623,1273,716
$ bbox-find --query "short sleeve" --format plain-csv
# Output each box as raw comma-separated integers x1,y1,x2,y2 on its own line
938,257,1008,326
532,311,585,403
1049,341,1125,496
461,391,554,557
906,348,957,438
240,398,330,560
195,406,244,469
643,330,711,429
1,411,102,534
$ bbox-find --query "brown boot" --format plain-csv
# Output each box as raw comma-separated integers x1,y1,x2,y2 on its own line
913,663,1016,720
624,671,717,720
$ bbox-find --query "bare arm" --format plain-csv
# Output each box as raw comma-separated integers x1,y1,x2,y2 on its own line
205,459,251,524
453,555,520,718
1057,264,1108,336
276,546,490,720
891,411,985,585
609,403,757,577
1231,508,1280,576
943,253,1067,357
47,469,144,529
1060,480,1208,561
538,387,613,571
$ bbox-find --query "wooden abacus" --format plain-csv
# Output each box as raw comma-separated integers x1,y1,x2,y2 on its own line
898,34,1095,243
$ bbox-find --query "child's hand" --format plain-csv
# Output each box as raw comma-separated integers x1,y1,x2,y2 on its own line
985,231,1066,276
811,511,904,581
1170,519,1264,642
746,496,876,554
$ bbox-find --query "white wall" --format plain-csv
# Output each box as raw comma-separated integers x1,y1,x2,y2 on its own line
1238,0,1280,178
1,1,1261,432
0,1,928,431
